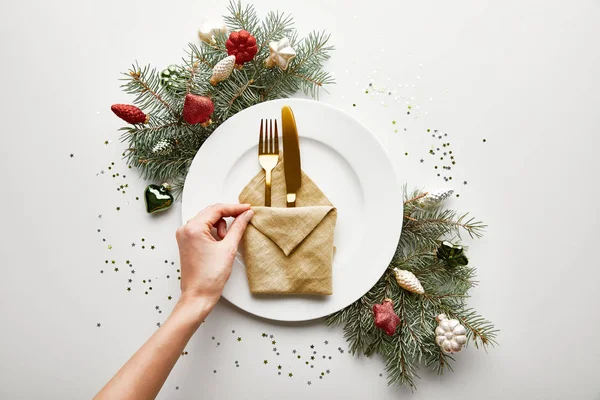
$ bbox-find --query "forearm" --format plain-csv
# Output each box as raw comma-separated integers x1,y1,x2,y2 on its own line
94,296,216,400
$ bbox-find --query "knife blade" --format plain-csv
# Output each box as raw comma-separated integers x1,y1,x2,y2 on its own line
281,105,301,207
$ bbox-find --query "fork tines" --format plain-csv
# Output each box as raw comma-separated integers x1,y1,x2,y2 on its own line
259,119,279,155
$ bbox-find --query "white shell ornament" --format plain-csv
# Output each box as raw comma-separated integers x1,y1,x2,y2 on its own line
210,55,236,86
393,268,424,294
264,37,296,70
435,314,467,353
198,19,228,44
419,189,454,207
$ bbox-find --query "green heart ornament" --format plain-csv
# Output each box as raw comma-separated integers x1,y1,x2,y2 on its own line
436,241,469,268
144,183,173,214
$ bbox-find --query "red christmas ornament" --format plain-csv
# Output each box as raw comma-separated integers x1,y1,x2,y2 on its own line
226,30,258,65
182,94,214,126
111,104,148,124
373,298,401,336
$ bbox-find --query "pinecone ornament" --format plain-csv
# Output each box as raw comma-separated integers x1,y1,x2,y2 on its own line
182,94,214,126
152,138,177,156
226,30,258,65
435,314,467,353
419,189,454,207
111,104,148,124
393,268,424,294
210,55,236,85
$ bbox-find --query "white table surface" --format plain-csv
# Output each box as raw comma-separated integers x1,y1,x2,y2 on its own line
1,0,599,399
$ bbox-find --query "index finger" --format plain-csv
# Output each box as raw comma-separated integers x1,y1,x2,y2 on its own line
192,203,251,226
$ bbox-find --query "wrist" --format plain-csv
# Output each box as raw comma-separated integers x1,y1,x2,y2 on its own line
175,293,218,324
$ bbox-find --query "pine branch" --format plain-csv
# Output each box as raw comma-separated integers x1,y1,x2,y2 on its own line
327,188,496,389
228,78,255,107
261,30,334,100
187,44,215,69
184,61,199,95
122,64,179,119
411,215,486,239
257,10,294,55
116,1,333,189
225,0,260,33
404,192,428,204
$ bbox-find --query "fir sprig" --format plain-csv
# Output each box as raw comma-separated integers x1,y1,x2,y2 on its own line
117,0,334,190
326,188,497,389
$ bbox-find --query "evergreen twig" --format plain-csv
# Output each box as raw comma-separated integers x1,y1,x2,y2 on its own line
326,188,497,389
116,1,333,192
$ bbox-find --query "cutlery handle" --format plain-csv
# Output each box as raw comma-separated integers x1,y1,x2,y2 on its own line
286,193,296,208
265,170,272,207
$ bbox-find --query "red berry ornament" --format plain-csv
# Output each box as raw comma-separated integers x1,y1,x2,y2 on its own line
183,94,214,126
111,104,148,124
226,30,258,65
373,298,401,336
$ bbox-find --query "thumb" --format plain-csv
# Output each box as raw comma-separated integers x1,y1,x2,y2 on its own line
224,209,254,246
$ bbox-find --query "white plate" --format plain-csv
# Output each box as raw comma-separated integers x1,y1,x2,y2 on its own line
182,99,402,321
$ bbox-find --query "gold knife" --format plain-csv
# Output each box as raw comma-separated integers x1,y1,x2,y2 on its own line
281,106,301,207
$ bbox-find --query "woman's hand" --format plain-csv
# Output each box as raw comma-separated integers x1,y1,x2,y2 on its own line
176,203,253,310
94,203,253,400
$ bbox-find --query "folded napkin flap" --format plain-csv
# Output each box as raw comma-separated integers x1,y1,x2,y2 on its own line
241,205,336,295
249,206,335,256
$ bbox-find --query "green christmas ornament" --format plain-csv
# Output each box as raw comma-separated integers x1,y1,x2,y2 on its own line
436,241,469,268
144,183,173,214
160,65,186,93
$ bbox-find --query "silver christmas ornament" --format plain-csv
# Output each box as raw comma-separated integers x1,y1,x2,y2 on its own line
435,314,467,353
152,139,176,156
393,268,424,294
198,19,228,44
264,37,296,70
210,55,236,86
419,189,454,207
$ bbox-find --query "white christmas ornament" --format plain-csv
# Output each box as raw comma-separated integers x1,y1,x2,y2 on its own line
210,55,236,86
393,268,424,294
264,37,296,70
419,188,454,207
198,19,228,44
435,314,467,353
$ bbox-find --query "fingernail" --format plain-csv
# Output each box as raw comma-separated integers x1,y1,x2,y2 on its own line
244,210,254,221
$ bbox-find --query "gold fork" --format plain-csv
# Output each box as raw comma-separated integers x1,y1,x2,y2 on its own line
258,119,279,207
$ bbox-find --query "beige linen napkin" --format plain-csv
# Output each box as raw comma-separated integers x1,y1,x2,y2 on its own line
238,157,337,295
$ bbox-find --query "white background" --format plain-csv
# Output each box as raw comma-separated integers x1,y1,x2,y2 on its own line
1,0,599,399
